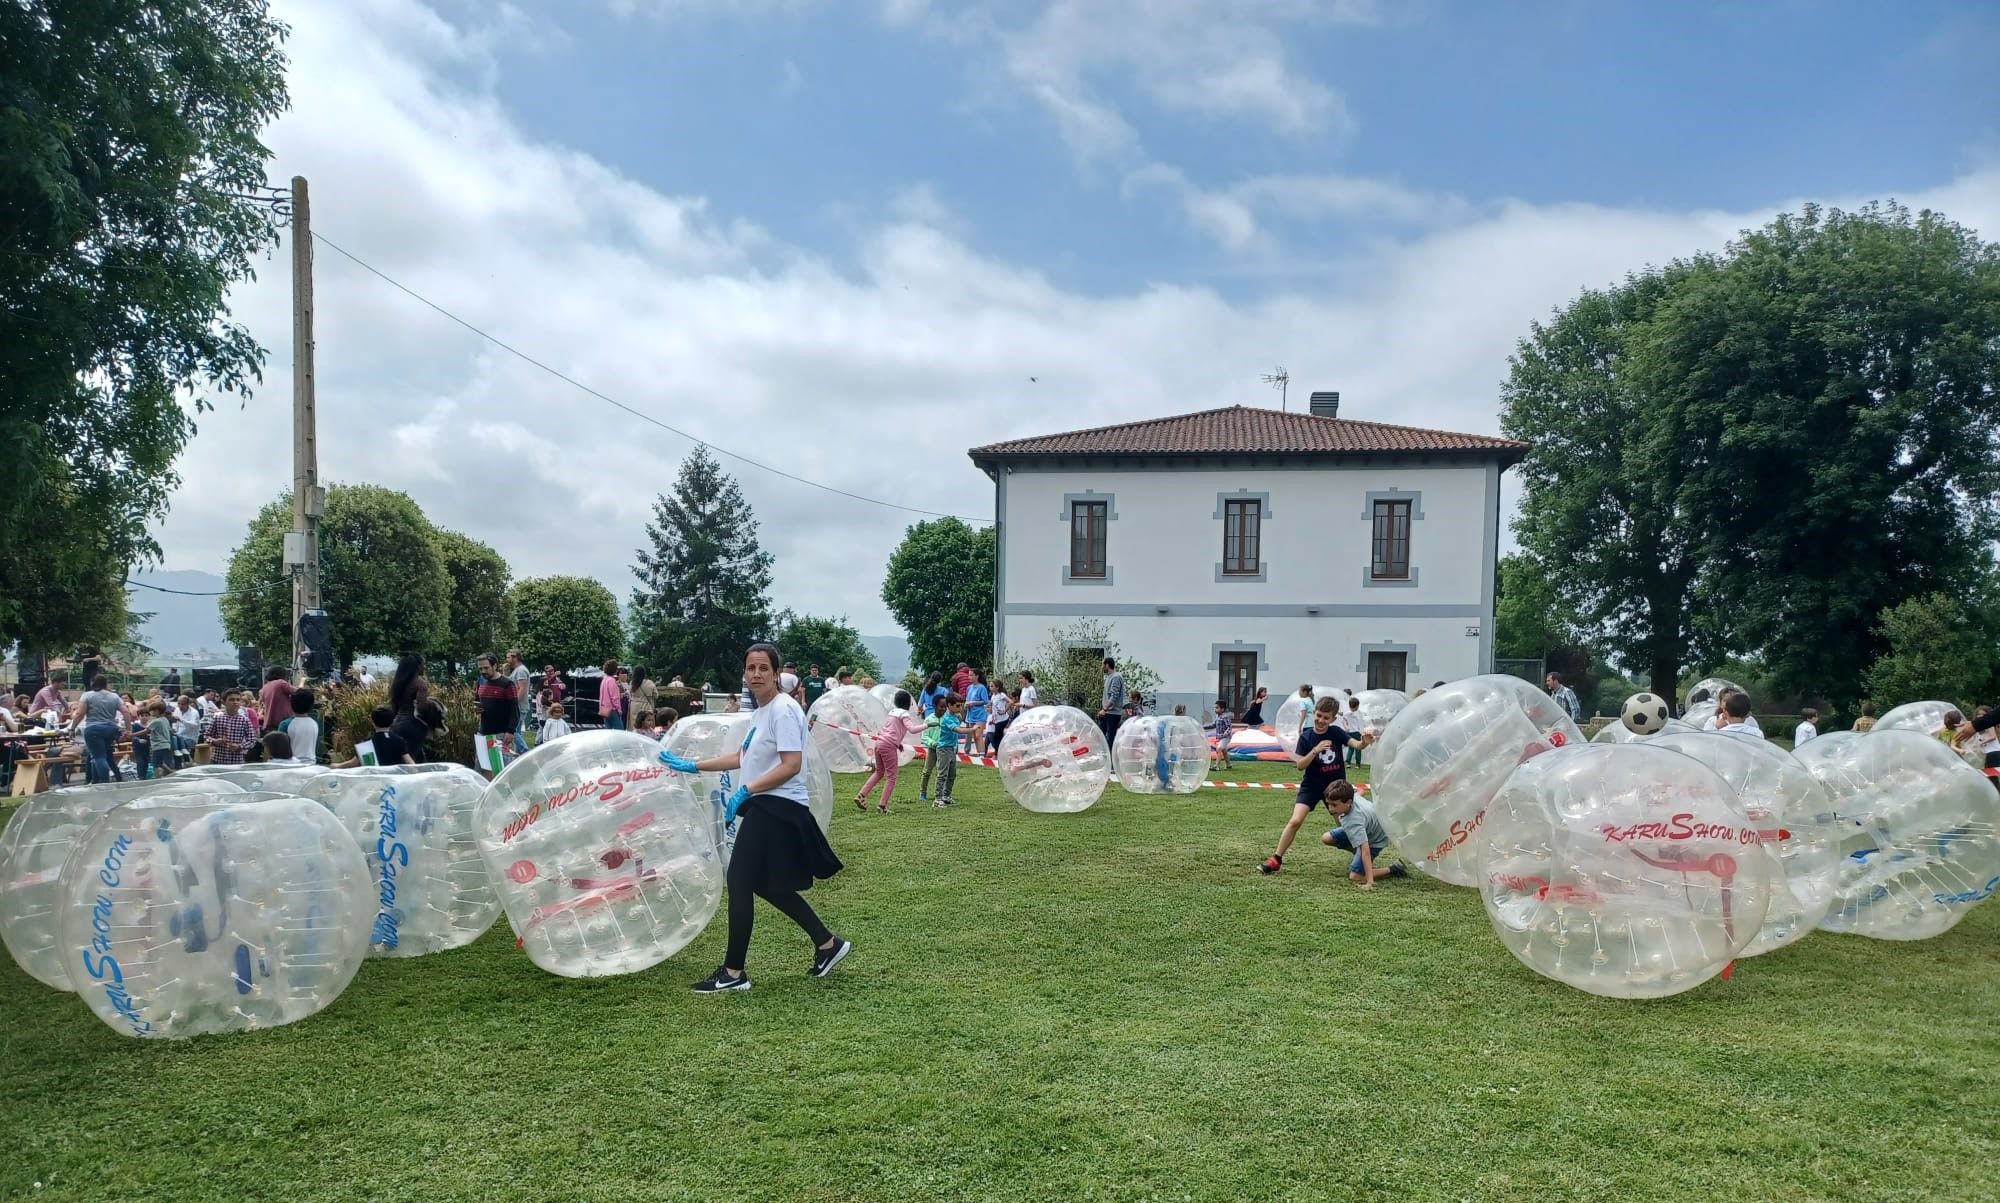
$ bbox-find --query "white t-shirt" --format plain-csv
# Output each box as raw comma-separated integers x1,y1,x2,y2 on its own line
1718,714,1764,739
1793,720,1818,745
540,717,572,741
740,693,810,805
359,671,375,688
1020,684,1038,709
287,715,320,762
175,704,203,742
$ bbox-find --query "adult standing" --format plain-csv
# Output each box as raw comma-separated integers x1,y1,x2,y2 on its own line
1545,672,1581,723
358,664,376,689
475,654,519,777
259,666,296,735
951,662,974,697
659,642,849,993
1098,657,1126,746
599,659,624,730
542,665,566,707
160,667,181,698
805,664,826,706
629,667,658,734
72,675,127,784
506,649,533,754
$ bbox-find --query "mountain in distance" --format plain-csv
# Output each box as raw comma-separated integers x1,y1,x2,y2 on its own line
128,570,236,662
860,634,909,681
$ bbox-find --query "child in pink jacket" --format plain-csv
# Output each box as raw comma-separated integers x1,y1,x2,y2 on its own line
856,689,915,814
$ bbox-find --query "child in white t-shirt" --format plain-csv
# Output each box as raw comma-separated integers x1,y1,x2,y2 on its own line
540,704,573,742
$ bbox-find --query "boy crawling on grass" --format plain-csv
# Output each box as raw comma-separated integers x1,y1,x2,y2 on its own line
1319,780,1406,889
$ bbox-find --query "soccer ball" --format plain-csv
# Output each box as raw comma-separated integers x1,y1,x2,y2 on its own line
1621,692,1671,735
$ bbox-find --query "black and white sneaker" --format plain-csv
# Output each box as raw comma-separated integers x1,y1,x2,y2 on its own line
810,937,852,978
693,966,750,993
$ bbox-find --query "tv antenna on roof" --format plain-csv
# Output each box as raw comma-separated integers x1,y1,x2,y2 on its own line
1261,367,1290,412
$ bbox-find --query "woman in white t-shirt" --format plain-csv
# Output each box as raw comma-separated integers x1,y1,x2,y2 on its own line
1017,670,1039,710
659,642,849,994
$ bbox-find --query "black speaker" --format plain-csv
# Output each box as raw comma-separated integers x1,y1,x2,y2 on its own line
15,650,45,696
298,610,334,677
237,644,264,690
193,667,238,695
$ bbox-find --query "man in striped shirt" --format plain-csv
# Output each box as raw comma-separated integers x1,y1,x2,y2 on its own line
203,691,258,765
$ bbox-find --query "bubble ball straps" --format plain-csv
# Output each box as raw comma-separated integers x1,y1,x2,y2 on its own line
1111,715,1210,795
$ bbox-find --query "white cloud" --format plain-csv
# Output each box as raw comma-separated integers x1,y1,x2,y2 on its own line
1127,164,1469,252
154,0,2000,646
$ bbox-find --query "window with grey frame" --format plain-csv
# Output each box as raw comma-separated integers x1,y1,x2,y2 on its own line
1069,500,1108,579
1221,498,1261,576
1370,499,1412,581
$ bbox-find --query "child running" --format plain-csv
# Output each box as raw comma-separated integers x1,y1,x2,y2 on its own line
934,696,967,808
1320,780,1405,888
1260,696,1351,874
856,690,915,813
1209,698,1233,772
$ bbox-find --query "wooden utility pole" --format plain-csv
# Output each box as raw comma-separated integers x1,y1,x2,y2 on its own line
288,175,321,680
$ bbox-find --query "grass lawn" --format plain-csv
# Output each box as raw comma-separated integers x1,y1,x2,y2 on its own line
3,757,1997,1203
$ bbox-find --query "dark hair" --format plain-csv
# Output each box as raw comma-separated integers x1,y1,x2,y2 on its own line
1019,670,1034,684
924,671,943,689
745,643,781,673
973,667,987,684
371,705,395,728
391,653,427,714
1860,701,1875,716
636,710,655,727
90,674,109,691
261,731,292,759
1724,693,1751,720
266,665,288,682
632,666,649,690
478,653,496,669
1315,696,1339,716
1547,672,1563,685
1103,657,1116,669
292,688,316,714
894,690,913,709
1324,779,1356,805
658,706,679,727
1801,707,1818,720
418,697,448,731
602,659,619,675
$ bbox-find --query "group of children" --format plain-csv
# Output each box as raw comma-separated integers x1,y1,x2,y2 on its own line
852,670,1042,813
1257,694,1406,887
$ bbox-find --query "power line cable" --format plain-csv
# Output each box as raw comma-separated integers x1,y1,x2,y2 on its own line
124,577,287,598
310,231,990,525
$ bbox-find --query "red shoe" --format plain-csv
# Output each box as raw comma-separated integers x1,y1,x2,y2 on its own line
1259,855,1282,874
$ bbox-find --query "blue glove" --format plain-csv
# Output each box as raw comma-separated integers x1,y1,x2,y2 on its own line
658,750,700,773
723,785,750,823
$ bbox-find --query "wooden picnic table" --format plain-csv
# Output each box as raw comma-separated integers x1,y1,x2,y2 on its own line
6,736,137,797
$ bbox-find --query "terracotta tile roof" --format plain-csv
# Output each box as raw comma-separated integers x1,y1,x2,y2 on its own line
968,405,1529,461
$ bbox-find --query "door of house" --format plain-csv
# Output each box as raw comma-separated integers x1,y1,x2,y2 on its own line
1218,652,1257,718
1366,651,1407,692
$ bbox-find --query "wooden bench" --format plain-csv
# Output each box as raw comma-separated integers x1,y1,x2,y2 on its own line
7,741,136,797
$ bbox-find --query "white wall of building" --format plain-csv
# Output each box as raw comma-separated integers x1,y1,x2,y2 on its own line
991,458,1503,711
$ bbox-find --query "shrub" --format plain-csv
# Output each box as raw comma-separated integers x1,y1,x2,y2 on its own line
328,680,479,766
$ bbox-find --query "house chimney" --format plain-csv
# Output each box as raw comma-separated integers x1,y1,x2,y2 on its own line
1308,391,1340,419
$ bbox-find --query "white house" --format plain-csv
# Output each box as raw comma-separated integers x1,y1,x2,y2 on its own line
967,394,1529,716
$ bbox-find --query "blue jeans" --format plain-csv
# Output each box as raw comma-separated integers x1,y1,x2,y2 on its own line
605,710,625,731
82,722,120,784
514,717,529,755
1327,828,1387,876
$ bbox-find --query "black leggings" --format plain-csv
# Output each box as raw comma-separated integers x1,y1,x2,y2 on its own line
724,814,832,971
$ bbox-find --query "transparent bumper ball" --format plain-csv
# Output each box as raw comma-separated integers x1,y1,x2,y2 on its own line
60,790,373,1037
1872,700,1983,767
476,730,722,977
806,685,889,774
1479,743,1777,998
1273,696,1314,747
1793,730,2000,940
3,777,244,991
999,706,1110,813
869,684,901,710
175,763,332,793
663,712,750,866
1682,701,1718,731
1353,689,1410,741
1652,731,1842,955
1684,677,1741,712
301,765,500,957
1111,715,1210,795
1371,675,1584,886
1592,717,1696,745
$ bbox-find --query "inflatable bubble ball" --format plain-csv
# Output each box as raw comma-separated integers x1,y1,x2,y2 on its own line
1684,676,1742,712
999,706,1110,813
174,762,332,793
3,777,244,991
868,683,901,710
1111,715,1211,795
1352,689,1410,740
1872,700,1984,767
806,685,890,774
1792,730,2000,940
663,712,751,865
1273,695,1315,748
1480,743,1778,998
1652,731,1843,955
477,730,723,977
1371,675,1584,887
60,789,373,1037
1682,701,1719,731
301,765,500,958
1621,693,1672,735
1592,717,1696,745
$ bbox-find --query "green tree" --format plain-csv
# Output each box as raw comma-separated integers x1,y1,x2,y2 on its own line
772,612,881,681
1861,592,1998,712
1494,553,1576,661
881,518,996,673
1504,203,2000,704
220,485,450,668
513,576,623,675
0,2,289,651
629,446,774,687
1006,618,1161,712
432,529,514,674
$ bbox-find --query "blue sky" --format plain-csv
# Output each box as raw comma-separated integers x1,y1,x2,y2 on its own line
154,0,1999,634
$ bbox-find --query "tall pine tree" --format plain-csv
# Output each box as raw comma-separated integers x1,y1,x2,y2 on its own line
629,446,775,686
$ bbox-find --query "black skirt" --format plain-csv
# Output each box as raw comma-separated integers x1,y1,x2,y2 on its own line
734,793,843,894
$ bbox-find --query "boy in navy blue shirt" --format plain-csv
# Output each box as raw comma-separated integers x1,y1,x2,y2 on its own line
1260,696,1351,874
